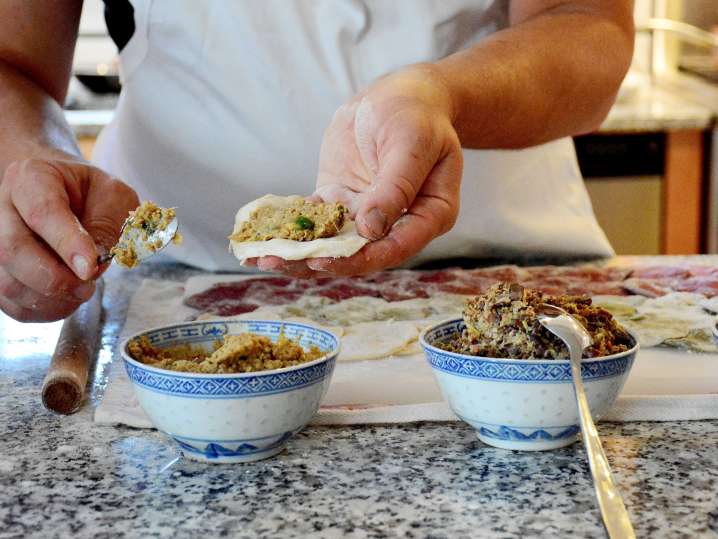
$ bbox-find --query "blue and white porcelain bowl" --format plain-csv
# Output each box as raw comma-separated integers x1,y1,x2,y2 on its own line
420,319,638,451
122,320,339,463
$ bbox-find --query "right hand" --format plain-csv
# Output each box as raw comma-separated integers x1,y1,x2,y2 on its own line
0,155,139,322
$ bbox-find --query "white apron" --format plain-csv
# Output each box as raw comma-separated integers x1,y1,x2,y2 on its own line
94,0,613,271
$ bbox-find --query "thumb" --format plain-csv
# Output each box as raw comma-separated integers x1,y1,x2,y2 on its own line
354,124,438,240
81,172,140,262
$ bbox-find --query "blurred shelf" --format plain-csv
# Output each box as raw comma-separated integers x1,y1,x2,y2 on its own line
64,109,114,138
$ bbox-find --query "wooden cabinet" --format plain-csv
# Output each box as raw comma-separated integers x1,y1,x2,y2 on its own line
577,130,706,255
77,136,97,161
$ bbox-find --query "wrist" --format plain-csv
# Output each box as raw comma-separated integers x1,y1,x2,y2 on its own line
396,63,458,125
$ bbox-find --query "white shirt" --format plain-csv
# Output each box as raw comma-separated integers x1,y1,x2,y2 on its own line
94,0,613,271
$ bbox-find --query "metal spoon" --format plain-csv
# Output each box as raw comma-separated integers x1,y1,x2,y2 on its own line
97,214,179,266
537,303,636,539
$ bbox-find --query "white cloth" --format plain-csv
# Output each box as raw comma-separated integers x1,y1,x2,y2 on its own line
95,277,718,428
93,0,613,271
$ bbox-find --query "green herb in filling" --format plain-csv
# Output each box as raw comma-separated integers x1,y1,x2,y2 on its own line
295,216,315,230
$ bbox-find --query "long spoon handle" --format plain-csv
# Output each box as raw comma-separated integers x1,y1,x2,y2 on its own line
570,355,636,539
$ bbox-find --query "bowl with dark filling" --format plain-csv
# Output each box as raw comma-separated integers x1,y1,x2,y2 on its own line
420,283,639,451
122,320,339,463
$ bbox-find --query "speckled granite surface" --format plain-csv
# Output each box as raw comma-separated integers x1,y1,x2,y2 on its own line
2,263,718,538
600,84,714,133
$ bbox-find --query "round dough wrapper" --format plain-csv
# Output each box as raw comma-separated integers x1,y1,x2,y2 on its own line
229,194,369,262
338,321,420,362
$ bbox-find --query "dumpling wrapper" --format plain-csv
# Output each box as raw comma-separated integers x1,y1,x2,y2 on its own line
338,321,420,362
201,312,417,361
593,292,717,351
229,194,369,262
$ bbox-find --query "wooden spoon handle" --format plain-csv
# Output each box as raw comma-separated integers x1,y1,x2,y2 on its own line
41,279,104,414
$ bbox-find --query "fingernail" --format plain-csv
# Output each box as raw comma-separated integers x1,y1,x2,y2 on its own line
73,281,95,301
72,255,91,280
362,208,387,240
257,259,277,272
307,259,329,271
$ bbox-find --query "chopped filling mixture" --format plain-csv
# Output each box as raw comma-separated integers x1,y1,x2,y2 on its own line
128,332,323,373
111,201,182,268
112,243,138,269
438,282,632,359
229,198,348,242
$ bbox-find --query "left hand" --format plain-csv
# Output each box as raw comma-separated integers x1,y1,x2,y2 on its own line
253,64,463,277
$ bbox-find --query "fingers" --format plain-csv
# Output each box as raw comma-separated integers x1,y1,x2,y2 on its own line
312,184,362,214
0,294,82,323
0,268,86,322
82,175,140,255
3,159,99,280
255,256,315,278
307,144,462,276
245,211,438,278
354,114,440,240
245,256,316,278
2,158,139,286
244,257,314,279
305,213,431,276
0,198,94,300
0,294,36,323
0,157,132,322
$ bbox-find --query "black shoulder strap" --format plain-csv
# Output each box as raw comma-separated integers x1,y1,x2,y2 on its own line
103,0,135,52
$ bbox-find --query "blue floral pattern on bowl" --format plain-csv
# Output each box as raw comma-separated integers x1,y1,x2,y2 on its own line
478,425,580,442
121,320,340,463
420,318,638,451
173,431,296,461
124,358,335,398
423,319,634,383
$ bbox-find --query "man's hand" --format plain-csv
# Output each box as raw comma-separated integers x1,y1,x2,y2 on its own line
249,0,633,278
0,154,138,321
255,65,463,277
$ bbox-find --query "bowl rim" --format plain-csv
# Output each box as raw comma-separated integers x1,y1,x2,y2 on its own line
121,319,340,379
419,317,640,365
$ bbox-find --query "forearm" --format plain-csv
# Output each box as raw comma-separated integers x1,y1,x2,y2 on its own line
433,5,634,149
0,60,81,175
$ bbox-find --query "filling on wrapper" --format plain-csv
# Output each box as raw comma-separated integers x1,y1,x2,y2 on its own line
438,282,632,359
229,194,368,261
229,198,348,242
128,332,323,373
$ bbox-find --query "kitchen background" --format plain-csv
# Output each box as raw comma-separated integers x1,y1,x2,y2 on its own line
67,0,718,257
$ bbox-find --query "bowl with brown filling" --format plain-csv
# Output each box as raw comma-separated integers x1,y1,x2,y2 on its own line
122,320,340,463
419,283,639,451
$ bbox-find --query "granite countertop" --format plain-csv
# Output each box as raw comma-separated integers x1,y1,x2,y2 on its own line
599,83,715,133
1,262,718,538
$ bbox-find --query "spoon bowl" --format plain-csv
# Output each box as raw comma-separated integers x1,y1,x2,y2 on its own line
536,303,593,352
98,212,179,266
